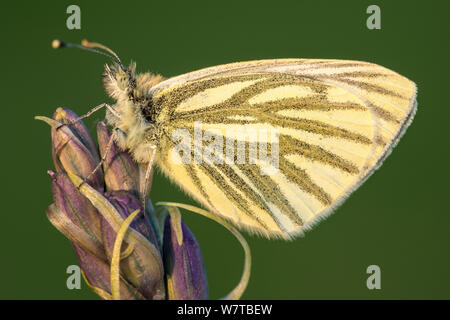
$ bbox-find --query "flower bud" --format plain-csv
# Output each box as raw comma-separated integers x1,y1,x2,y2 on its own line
38,108,221,300
163,207,208,300
97,122,139,195
53,108,100,161
100,191,163,299
103,191,159,249
48,171,103,258
73,244,146,300
68,172,165,300
51,108,104,191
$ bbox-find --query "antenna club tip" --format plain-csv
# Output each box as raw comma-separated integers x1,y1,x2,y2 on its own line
52,39,63,49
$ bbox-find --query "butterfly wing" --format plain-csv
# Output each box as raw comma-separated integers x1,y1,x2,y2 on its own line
151,59,417,238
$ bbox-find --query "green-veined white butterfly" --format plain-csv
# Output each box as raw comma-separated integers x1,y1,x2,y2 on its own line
52,40,417,239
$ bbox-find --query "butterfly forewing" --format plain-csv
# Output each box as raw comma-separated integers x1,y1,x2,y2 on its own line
151,59,417,238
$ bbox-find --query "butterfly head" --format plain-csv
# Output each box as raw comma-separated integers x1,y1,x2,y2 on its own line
102,61,163,108
52,39,163,124
102,61,136,101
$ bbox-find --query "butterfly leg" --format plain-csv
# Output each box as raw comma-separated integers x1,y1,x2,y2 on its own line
77,128,117,189
139,145,157,214
56,103,119,130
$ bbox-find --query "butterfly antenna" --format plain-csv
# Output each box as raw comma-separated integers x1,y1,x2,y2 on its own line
52,39,127,72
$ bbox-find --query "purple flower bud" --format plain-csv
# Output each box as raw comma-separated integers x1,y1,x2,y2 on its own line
103,191,159,250
163,210,208,300
68,173,165,300
49,171,103,254
38,108,215,300
53,108,100,161
97,122,140,195
101,191,163,300
50,108,104,191
73,244,146,300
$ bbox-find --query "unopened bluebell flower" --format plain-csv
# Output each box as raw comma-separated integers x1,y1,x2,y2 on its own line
163,207,209,299
37,108,211,300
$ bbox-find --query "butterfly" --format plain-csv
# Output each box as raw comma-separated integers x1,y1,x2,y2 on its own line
53,40,417,239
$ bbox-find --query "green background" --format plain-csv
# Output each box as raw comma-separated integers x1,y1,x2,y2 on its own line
1,0,448,299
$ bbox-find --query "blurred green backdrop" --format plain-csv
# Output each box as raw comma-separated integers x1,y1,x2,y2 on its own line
0,0,448,299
